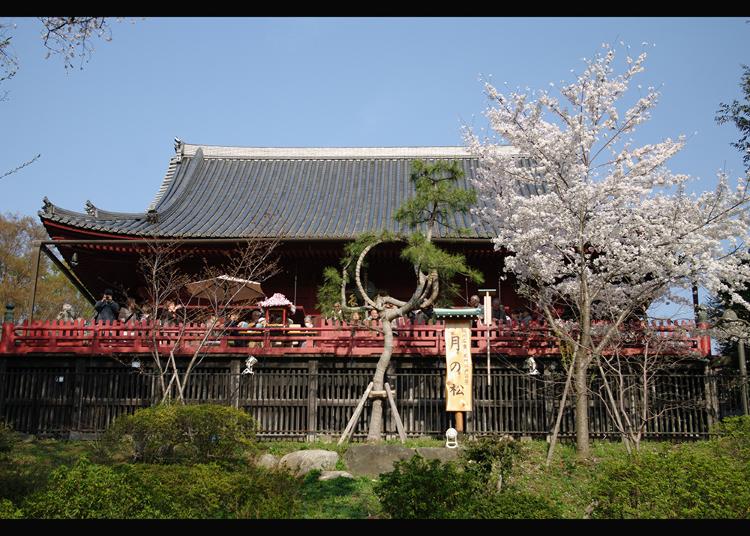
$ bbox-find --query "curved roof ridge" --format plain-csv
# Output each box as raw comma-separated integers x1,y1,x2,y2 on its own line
147,153,182,212
181,144,519,159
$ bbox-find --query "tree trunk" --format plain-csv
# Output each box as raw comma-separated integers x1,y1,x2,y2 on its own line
574,348,591,459
366,319,394,442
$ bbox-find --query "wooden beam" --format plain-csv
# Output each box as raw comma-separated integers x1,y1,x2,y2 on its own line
385,383,406,443
27,241,42,324
338,381,373,445
41,245,96,305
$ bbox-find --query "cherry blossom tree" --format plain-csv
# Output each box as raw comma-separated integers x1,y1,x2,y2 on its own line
467,44,750,458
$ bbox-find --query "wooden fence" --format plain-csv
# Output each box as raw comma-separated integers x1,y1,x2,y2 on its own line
0,358,744,440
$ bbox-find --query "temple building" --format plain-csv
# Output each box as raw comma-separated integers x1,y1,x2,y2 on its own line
38,141,534,313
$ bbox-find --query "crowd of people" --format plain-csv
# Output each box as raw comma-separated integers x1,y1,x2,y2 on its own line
50,288,549,333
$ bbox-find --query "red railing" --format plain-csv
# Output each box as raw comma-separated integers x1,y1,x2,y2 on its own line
0,318,711,358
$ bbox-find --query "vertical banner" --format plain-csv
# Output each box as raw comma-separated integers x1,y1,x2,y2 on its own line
444,319,473,412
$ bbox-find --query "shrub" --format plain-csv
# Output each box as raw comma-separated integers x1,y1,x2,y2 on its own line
452,490,562,519
375,455,479,519
460,435,521,489
131,463,301,519
22,458,161,519
0,421,17,455
21,458,301,519
99,403,258,464
0,499,22,519
711,415,750,459
591,444,750,519
375,453,558,519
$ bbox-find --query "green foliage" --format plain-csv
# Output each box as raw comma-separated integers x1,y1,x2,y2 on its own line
0,421,17,455
394,160,476,232
0,498,23,519
20,458,301,519
401,232,483,283
316,266,345,318
130,463,301,519
98,403,258,464
716,64,750,173
460,436,521,488
374,455,479,519
374,452,558,519
711,415,750,460
452,490,562,519
591,442,750,519
22,458,161,519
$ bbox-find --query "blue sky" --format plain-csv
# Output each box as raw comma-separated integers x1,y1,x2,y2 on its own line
1,17,747,218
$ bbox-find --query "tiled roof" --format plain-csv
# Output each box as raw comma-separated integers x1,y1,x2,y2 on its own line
40,143,542,240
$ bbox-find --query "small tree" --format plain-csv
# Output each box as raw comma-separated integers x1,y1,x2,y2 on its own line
318,160,482,442
591,321,703,455
137,238,279,404
468,44,750,458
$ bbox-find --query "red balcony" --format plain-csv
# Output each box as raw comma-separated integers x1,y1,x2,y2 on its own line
0,318,711,359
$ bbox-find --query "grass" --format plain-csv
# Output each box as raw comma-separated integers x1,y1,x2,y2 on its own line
297,471,381,519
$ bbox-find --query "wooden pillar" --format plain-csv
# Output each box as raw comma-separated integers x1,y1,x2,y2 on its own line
307,360,318,442
230,359,241,409
71,358,87,436
0,358,6,423
704,366,720,430
27,241,42,324
454,412,464,433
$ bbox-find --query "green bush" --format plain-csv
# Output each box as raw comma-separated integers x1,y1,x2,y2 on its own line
711,415,750,459
592,444,750,519
460,436,521,489
0,421,17,455
131,463,301,519
375,453,558,519
22,458,160,519
452,490,562,519
98,403,258,464
0,499,23,519
375,455,479,519
21,458,301,519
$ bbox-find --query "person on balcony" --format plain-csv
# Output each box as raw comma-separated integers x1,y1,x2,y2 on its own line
367,308,380,328
94,290,120,322
56,303,75,322
326,302,345,324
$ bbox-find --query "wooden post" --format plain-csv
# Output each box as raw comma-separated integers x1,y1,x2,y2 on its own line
0,358,6,422
338,381,373,445
455,411,464,433
72,358,86,436
230,359,240,409
307,360,318,442
385,382,406,443
27,241,42,325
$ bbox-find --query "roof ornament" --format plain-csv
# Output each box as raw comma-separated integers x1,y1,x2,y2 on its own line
84,200,98,218
41,197,55,215
174,137,183,154
146,209,159,224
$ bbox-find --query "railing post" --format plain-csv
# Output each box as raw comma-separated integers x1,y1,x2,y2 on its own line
307,360,318,442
